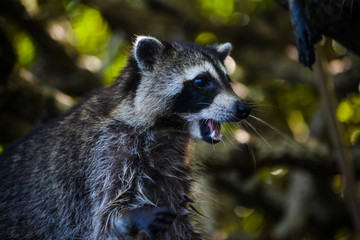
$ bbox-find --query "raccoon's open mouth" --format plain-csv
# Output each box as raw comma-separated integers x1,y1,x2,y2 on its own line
200,119,223,144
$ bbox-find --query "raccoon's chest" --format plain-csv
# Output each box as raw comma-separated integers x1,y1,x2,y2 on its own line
97,125,192,209
133,146,192,213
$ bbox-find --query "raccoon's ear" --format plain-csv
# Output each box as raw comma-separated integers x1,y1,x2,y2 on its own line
216,43,232,61
134,36,165,70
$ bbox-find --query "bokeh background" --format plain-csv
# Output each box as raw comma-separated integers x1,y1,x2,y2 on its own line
1,0,360,239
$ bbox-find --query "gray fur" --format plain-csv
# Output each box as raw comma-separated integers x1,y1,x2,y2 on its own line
216,43,232,61
134,36,165,71
0,36,247,239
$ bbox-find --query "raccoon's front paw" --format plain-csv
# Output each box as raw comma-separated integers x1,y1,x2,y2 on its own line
134,207,176,238
289,0,321,68
294,24,316,68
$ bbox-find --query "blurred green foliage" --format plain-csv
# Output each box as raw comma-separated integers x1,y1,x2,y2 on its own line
278,84,319,122
13,31,36,67
197,0,276,25
334,228,358,240
1,0,360,239
195,32,218,45
224,206,265,235
337,96,360,124
240,210,265,233
337,95,360,145
198,0,236,24
67,4,111,56
102,48,129,85
257,167,289,187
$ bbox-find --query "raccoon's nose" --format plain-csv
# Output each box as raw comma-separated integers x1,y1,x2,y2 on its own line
235,102,251,120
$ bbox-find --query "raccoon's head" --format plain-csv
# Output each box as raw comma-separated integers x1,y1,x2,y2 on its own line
121,36,251,144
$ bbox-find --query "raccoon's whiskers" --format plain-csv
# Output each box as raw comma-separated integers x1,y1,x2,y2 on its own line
241,120,272,149
247,141,256,169
239,121,257,168
222,122,254,158
248,101,274,111
221,122,237,146
249,115,304,151
211,140,216,150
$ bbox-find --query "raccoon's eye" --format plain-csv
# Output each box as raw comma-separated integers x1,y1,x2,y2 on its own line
193,78,207,88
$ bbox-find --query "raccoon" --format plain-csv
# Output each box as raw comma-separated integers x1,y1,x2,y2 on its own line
0,36,251,239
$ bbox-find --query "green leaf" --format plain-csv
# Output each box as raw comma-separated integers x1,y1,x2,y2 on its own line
337,100,354,123
14,32,36,67
68,5,111,56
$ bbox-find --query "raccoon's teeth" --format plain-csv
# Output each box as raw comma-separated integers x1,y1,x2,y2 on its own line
212,133,223,141
201,119,222,143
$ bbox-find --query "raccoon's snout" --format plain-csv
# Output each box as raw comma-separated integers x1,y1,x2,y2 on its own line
235,101,251,120
199,101,251,144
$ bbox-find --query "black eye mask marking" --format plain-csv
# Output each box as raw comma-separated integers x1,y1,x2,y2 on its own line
172,73,220,113
192,73,216,89
193,77,207,88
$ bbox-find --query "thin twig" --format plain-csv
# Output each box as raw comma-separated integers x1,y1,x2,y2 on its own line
314,46,360,236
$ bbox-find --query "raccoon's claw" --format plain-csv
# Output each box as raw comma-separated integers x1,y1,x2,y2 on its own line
289,0,321,68
295,25,316,69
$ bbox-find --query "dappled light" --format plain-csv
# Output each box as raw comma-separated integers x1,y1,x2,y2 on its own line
287,110,310,143
234,129,251,144
68,5,111,56
1,0,360,239
13,31,36,67
195,32,218,45
20,0,39,16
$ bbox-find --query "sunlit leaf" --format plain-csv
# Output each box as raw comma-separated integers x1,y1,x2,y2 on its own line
350,128,360,146
332,40,347,56
68,5,111,56
195,32,218,45
337,100,354,123
198,0,275,24
13,32,36,67
198,0,235,24
102,53,128,86
213,0,234,18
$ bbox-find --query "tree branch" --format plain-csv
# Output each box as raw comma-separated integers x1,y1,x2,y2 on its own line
313,47,360,236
